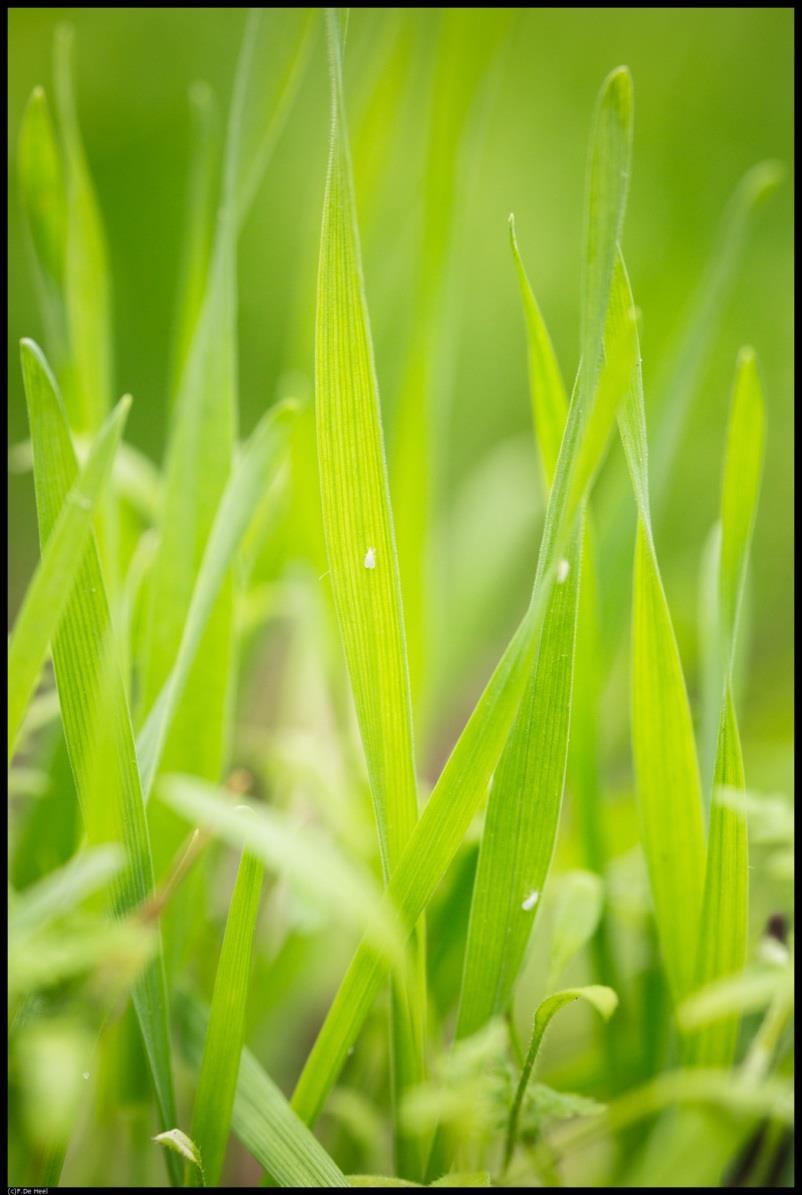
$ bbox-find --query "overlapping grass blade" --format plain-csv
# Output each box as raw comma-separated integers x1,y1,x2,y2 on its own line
175,991,350,1188
317,8,424,1175
8,395,129,760
614,255,707,1005
457,64,632,1040
505,985,618,1169
20,339,179,1184
136,399,297,800
157,775,406,972
688,348,765,1067
292,111,637,1133
191,847,264,1185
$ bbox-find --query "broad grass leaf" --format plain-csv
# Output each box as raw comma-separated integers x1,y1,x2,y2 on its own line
8,394,130,760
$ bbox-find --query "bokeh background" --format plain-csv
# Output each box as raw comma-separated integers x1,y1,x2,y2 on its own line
9,8,793,813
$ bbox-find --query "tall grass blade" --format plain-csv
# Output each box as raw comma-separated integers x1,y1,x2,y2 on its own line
457,63,633,1040
689,349,765,1066
20,339,180,1184
614,255,707,1004
136,400,297,800
8,395,130,760
191,847,264,1185
318,9,424,1175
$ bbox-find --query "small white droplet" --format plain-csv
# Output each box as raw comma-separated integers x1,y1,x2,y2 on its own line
521,890,539,911
82,1072,90,1080
363,547,376,570
556,558,570,583
68,492,92,511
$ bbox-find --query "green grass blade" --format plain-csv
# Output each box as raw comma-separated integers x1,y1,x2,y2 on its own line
689,350,765,1066
613,255,706,1005
136,400,297,800
318,6,418,877
8,394,130,760
20,339,180,1184
505,985,618,1169
455,526,581,1038
191,847,264,1185
169,81,220,409
318,10,424,1174
508,214,568,491
153,1129,205,1186
292,242,638,1135
157,776,406,973
598,161,783,646
175,991,350,1188
53,25,112,435
17,85,67,356
649,165,781,515
456,66,633,1040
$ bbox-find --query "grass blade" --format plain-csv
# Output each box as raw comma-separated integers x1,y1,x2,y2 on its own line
318,9,424,1175
9,844,124,936
175,991,350,1188
614,255,707,1005
136,400,297,800
20,339,180,1184
8,395,130,760
191,846,264,1185
689,349,765,1067
53,24,113,436
457,63,633,1040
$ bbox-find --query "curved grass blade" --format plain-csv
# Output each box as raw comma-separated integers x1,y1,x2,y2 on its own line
457,63,633,1041
504,985,618,1170
136,399,297,800
688,349,765,1067
614,254,707,1004
20,339,180,1184
153,1129,205,1186
318,9,424,1175
175,990,350,1188
8,394,130,760
191,846,264,1186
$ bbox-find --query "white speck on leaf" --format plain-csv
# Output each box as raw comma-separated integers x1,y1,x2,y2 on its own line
557,558,570,583
364,547,376,570
521,890,539,911
82,1072,90,1080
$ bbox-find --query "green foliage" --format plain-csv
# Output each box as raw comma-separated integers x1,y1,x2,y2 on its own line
8,8,791,1189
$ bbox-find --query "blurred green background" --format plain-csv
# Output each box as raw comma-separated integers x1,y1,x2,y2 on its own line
9,6,793,796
